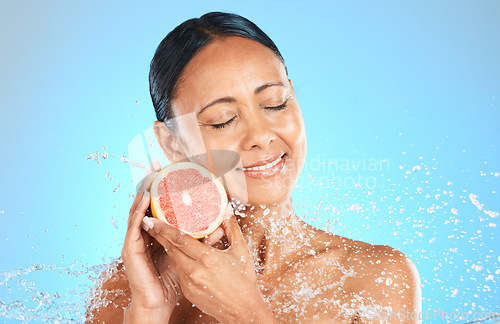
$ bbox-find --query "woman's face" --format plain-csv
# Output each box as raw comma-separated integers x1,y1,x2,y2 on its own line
169,36,307,206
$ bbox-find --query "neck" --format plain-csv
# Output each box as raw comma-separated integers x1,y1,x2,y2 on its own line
231,197,312,278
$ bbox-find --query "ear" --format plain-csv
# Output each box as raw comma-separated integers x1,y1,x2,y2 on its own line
153,121,187,163
288,79,294,91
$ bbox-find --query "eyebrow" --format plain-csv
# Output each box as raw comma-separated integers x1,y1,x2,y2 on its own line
197,81,286,116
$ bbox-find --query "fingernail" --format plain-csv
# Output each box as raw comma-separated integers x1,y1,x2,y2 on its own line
143,216,154,229
152,160,161,171
141,221,150,232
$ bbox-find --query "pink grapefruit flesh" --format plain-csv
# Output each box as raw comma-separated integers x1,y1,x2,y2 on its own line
150,162,227,239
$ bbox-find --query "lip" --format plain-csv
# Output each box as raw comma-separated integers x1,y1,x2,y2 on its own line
236,153,286,179
242,153,285,168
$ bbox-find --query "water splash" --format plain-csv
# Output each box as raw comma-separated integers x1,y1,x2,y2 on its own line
3,148,497,322
0,260,112,323
469,193,498,218
86,152,101,165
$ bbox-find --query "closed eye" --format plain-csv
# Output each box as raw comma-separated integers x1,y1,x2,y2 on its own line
263,100,288,111
207,99,289,129
209,116,236,129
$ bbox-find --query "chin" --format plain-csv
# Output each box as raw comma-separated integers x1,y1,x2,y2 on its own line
229,153,302,207
245,183,295,207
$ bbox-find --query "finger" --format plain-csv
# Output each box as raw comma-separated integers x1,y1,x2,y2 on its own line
200,204,232,245
149,236,167,255
128,160,161,221
127,191,150,231
224,203,233,220
144,218,212,260
201,227,224,246
123,192,151,251
150,236,197,275
151,160,162,172
164,245,198,273
220,214,245,248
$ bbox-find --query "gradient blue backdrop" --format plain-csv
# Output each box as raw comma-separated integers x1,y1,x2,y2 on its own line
1,1,499,323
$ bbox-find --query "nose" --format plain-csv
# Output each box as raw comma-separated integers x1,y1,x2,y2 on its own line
241,110,276,151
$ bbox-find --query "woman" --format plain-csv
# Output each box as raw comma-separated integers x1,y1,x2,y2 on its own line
86,12,421,323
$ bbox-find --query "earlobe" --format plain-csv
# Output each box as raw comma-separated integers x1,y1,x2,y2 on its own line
153,121,185,163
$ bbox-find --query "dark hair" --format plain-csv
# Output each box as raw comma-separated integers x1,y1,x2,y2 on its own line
149,11,287,124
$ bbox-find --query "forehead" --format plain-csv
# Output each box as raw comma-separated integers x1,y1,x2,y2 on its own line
173,36,287,112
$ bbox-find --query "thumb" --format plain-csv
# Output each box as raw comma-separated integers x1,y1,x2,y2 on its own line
202,204,233,246
201,226,225,246
220,206,245,248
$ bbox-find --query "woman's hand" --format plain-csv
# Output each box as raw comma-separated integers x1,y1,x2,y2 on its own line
121,161,180,322
121,161,226,323
142,205,277,324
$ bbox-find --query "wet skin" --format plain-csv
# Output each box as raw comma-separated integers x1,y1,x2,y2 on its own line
86,36,422,323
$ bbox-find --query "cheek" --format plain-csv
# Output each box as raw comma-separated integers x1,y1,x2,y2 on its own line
200,130,239,152
279,108,307,152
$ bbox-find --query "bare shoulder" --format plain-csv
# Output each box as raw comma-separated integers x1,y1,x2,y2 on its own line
347,241,422,321
335,234,419,275
344,239,421,294
307,227,420,290
85,258,131,324
300,227,422,322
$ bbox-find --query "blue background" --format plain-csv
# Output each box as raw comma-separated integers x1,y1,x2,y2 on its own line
1,1,499,323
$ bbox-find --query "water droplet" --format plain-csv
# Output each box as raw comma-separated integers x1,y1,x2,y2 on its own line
412,165,421,172
102,152,108,159
451,288,458,297
111,218,118,229
385,278,393,286
451,208,458,215
120,155,128,163
349,204,362,211
86,152,101,165
263,208,270,216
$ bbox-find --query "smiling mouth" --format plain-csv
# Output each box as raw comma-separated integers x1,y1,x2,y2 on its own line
237,153,285,171
236,153,286,179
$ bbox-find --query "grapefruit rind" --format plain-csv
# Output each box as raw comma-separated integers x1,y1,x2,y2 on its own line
150,161,228,239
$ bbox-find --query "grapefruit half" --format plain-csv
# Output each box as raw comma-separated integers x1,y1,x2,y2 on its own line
150,161,228,239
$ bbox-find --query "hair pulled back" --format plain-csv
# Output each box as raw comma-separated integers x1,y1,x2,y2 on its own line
149,11,287,123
